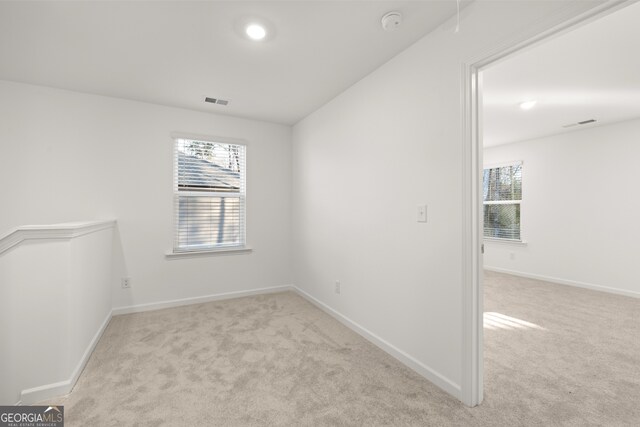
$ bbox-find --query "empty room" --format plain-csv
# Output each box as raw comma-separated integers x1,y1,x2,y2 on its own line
481,2,640,425
0,1,638,426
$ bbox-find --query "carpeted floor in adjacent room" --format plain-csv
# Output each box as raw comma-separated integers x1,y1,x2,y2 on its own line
41,271,640,426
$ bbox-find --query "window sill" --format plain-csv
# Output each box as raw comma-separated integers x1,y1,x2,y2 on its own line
483,238,528,246
165,246,253,259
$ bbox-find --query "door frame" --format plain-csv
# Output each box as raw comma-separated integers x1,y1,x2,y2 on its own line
460,0,634,407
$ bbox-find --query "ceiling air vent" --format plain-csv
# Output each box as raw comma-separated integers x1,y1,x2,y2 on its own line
562,119,596,128
205,97,229,106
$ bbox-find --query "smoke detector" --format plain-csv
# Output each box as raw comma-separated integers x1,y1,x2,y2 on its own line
381,11,402,32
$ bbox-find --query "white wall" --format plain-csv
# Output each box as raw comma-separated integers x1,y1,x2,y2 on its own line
0,80,292,309
483,118,640,298
291,0,602,399
0,240,68,405
0,223,114,405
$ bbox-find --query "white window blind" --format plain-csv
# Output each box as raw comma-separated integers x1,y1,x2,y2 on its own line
483,162,522,240
174,138,246,252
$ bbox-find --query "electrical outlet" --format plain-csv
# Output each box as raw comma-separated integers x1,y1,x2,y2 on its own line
121,277,131,288
509,252,516,261
335,280,341,294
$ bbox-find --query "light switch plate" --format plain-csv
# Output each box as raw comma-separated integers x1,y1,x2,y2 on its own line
417,205,427,222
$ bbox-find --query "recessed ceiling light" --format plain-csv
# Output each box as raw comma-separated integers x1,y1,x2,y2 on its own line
519,100,537,110
246,24,266,41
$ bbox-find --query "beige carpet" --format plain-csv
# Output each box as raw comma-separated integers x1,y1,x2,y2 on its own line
41,272,639,426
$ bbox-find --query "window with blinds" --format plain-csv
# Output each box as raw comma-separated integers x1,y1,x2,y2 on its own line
174,138,246,252
483,162,522,240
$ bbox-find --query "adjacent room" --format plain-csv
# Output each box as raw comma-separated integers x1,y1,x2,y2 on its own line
0,1,638,426
481,1,640,424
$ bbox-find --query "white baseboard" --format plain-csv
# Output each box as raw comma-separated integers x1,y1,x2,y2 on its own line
21,309,113,405
290,286,462,401
484,266,640,299
112,285,292,316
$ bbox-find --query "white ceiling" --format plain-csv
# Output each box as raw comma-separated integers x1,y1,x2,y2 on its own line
482,1,640,147
0,0,460,125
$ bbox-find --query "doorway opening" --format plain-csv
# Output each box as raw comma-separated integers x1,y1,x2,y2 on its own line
466,0,640,420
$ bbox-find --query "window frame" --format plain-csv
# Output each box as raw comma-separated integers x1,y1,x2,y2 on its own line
482,161,523,243
168,132,250,257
